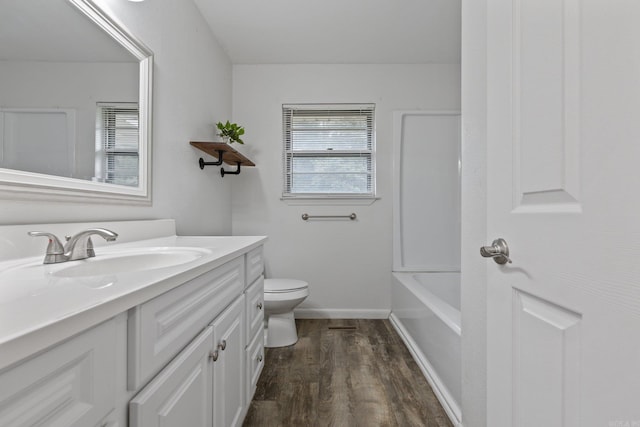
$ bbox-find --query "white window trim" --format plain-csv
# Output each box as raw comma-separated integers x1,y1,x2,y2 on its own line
280,195,380,206
282,103,376,201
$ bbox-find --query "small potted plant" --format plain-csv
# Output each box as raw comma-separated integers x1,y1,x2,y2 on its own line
216,120,245,144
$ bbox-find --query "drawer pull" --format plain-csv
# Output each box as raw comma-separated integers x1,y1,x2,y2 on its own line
257,354,263,363
218,339,227,351
210,350,219,362
257,302,263,310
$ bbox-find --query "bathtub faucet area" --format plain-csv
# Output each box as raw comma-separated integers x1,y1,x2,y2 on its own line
28,228,118,264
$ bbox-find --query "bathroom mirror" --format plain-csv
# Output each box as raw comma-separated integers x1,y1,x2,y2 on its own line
0,0,153,204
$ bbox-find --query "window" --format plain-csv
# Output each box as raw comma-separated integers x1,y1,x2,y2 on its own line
282,104,375,198
95,103,139,187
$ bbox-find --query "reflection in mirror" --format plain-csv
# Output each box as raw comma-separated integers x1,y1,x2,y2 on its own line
0,0,153,203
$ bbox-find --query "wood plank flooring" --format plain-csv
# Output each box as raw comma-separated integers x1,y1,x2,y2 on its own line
243,319,453,427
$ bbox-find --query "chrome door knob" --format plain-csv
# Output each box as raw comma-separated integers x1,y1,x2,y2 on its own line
480,238,512,264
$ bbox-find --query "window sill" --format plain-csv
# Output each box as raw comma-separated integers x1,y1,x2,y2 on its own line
280,196,380,206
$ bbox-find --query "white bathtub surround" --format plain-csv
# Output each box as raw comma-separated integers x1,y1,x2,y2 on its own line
390,272,461,425
392,111,461,273
390,111,462,426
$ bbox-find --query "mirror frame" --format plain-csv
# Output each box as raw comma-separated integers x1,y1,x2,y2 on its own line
0,0,153,205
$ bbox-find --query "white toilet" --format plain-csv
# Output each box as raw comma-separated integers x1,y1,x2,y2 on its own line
263,278,309,348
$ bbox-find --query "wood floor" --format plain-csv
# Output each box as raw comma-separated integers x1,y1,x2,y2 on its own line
243,319,453,427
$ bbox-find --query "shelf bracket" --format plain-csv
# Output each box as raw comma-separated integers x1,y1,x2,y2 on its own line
198,150,225,169
221,162,241,177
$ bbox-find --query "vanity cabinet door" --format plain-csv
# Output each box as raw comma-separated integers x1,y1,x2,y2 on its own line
129,326,213,427
0,320,116,427
211,296,246,427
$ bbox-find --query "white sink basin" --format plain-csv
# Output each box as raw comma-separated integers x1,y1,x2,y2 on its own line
0,246,213,281
52,247,211,278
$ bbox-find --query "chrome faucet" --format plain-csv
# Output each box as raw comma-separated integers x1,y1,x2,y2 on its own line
28,228,118,264
64,228,118,261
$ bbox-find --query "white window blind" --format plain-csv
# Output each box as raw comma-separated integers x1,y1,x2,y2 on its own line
95,103,139,187
283,104,375,198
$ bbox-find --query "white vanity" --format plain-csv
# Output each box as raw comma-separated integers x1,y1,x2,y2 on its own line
0,219,266,427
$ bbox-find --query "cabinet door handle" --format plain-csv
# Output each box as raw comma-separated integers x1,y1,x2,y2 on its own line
218,339,227,351
257,354,263,363
257,302,263,310
210,350,219,361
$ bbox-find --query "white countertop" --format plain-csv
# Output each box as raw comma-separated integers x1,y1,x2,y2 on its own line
0,234,266,371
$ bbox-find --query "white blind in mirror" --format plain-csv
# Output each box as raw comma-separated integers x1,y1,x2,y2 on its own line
95,103,139,187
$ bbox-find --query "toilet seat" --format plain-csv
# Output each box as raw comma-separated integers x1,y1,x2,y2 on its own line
264,278,308,293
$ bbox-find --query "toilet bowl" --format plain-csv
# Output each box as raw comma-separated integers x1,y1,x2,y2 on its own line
263,278,309,348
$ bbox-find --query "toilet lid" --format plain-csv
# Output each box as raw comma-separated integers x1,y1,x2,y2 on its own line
264,278,308,293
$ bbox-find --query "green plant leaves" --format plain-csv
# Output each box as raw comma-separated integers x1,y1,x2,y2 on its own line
215,120,245,144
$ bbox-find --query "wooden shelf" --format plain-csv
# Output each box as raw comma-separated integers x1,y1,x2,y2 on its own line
190,141,255,167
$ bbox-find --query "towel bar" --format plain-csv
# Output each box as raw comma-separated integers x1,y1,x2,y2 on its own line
301,213,357,221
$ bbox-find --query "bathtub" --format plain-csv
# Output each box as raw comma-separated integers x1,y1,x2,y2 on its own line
390,272,461,426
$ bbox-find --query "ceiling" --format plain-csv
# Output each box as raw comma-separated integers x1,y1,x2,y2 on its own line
0,0,136,62
193,0,461,64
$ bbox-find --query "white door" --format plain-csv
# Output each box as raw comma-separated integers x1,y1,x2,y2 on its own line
485,1,640,426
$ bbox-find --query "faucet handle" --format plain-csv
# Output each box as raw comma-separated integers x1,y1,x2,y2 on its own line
28,231,66,264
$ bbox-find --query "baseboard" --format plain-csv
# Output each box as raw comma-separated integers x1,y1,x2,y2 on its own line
389,313,462,427
294,308,390,319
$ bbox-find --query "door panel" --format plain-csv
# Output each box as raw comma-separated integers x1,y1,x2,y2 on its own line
513,290,581,427
485,0,640,425
513,0,581,210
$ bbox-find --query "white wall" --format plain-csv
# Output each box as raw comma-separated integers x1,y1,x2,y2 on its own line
0,0,234,236
231,64,460,316
0,61,137,179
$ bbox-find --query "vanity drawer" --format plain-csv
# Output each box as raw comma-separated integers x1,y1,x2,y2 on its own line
246,326,265,401
0,319,117,427
245,275,264,342
128,256,245,390
245,246,264,287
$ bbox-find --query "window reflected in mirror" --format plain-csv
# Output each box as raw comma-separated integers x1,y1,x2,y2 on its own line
95,103,139,186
